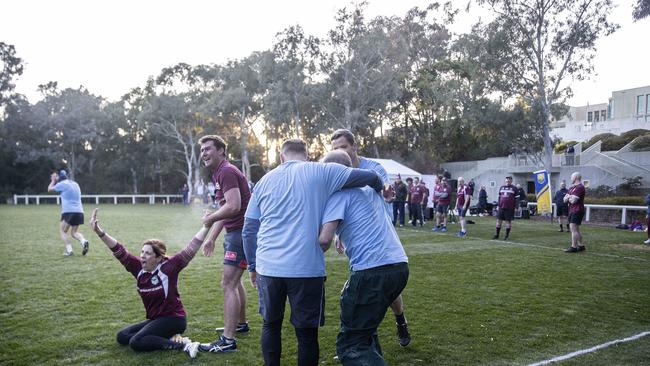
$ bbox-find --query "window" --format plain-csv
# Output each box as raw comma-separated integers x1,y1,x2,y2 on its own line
489,181,496,188
637,95,645,115
646,94,650,114
587,111,593,122
601,110,607,121
594,111,600,122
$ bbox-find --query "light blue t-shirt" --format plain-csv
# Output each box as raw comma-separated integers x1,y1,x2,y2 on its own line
359,157,389,184
53,180,84,214
323,186,408,271
245,160,352,277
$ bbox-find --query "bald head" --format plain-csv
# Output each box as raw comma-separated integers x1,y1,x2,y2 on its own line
322,150,352,167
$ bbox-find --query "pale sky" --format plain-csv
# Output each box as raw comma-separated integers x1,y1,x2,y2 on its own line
2,0,649,107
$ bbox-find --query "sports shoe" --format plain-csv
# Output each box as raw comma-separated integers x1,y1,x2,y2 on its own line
564,246,578,253
456,231,466,238
183,341,200,358
432,227,439,232
644,239,650,245
215,322,250,334
396,323,411,347
558,229,564,232
577,245,586,252
441,227,447,233
503,236,509,241
63,250,74,257
81,240,89,256
492,235,499,240
199,335,237,353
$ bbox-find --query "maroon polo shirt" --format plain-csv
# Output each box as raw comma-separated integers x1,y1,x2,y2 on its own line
436,184,451,205
498,184,517,209
457,184,470,208
212,159,251,232
111,238,201,320
568,183,586,214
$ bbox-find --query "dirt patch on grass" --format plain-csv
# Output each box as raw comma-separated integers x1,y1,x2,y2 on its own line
619,244,650,251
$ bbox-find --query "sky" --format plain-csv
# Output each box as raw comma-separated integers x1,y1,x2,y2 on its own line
2,0,649,107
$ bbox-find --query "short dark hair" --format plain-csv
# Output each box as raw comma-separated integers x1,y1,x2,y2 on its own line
322,150,352,167
331,129,356,146
281,138,308,157
199,135,227,156
406,177,413,183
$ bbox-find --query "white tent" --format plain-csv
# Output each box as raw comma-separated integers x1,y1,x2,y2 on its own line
365,158,421,182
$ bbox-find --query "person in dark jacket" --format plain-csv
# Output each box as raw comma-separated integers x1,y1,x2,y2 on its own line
644,193,650,245
393,174,408,226
554,181,569,232
478,186,488,216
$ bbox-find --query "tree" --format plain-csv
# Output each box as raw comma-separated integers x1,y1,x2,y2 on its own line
633,0,650,20
0,42,23,108
478,0,619,170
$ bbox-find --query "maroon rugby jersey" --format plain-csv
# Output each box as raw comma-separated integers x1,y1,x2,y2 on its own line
111,237,201,319
457,184,470,208
410,184,426,203
435,184,451,205
568,183,586,214
498,184,517,209
212,159,251,232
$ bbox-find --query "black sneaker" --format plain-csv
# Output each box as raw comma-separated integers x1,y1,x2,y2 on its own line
82,240,89,256
215,322,250,334
492,235,499,240
564,246,578,253
577,245,586,252
396,323,411,347
503,236,509,241
199,335,237,353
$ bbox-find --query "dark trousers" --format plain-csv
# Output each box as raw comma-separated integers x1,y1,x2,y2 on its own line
647,217,650,239
410,203,422,226
336,263,409,366
392,201,405,225
116,316,186,352
257,275,325,366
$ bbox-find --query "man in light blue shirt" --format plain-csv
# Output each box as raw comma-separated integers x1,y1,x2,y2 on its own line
330,128,412,347
319,150,409,366
48,170,89,256
242,139,382,366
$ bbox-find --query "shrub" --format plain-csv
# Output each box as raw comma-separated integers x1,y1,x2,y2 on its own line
584,196,646,205
619,129,650,141
554,140,578,153
586,185,615,198
526,193,537,202
631,135,650,152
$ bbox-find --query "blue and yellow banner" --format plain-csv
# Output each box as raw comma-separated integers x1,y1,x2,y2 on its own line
533,170,552,214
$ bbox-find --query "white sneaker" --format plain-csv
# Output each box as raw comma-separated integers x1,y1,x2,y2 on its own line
644,239,650,245
183,341,200,358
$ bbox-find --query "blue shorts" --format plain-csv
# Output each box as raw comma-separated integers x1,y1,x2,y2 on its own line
436,204,449,214
256,275,325,328
223,229,247,269
457,208,467,218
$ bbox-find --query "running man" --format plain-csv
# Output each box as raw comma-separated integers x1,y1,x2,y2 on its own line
48,169,89,256
493,176,517,240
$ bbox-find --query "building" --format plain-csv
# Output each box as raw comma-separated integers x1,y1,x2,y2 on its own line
551,85,650,142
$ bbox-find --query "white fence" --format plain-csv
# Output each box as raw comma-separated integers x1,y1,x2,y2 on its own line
13,194,183,205
528,202,647,225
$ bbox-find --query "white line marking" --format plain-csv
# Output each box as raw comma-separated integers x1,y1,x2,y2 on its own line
527,331,650,366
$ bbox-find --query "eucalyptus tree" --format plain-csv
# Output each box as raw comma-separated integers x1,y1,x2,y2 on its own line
0,42,23,108
477,0,619,170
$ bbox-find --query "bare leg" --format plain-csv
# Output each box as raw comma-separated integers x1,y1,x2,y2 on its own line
60,221,73,253
70,225,87,244
390,294,404,315
221,265,245,339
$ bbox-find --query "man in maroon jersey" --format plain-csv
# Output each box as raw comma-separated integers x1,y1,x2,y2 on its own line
433,178,451,232
563,172,587,253
198,135,252,353
409,177,425,227
455,177,470,237
493,176,516,240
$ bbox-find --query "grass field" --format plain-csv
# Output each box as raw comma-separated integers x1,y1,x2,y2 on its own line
1,205,649,366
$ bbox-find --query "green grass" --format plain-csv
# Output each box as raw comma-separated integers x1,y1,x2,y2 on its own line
1,205,649,365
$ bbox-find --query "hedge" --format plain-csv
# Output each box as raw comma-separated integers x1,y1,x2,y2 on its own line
583,196,647,206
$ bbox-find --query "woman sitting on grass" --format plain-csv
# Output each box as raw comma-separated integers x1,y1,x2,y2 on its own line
89,208,209,358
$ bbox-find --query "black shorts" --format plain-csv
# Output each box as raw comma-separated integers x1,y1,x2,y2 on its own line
457,207,467,218
436,204,449,214
556,205,569,217
568,212,584,225
497,208,514,221
61,212,84,226
223,229,247,269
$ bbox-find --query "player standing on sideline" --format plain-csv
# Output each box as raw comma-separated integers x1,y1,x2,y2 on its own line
455,177,470,237
197,135,251,354
554,181,569,232
330,129,412,347
319,151,409,365
420,180,429,223
409,177,425,227
405,178,414,224
644,193,650,245
48,170,89,256
493,176,517,240
393,175,408,227
88,208,207,358
242,139,383,366
564,172,587,252
433,177,451,232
